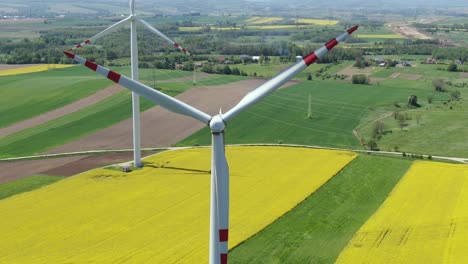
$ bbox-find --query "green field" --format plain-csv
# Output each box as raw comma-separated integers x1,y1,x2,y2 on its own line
0,67,112,128
0,91,151,158
112,66,195,82
0,175,63,200
370,63,465,79
358,63,467,156
234,61,352,79
230,154,413,263
367,109,468,157
0,71,246,158
178,79,433,149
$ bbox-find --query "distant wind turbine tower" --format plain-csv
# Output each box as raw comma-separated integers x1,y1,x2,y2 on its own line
69,0,191,167
65,25,358,264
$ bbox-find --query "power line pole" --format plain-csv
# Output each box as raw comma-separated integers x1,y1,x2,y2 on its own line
307,92,312,118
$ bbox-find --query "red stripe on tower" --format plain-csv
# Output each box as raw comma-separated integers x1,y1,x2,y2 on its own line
219,229,228,242
84,39,91,44
303,52,318,66
347,25,359,34
220,253,228,264
325,39,338,50
76,44,81,48
107,70,121,83
182,48,187,53
63,51,75,59
174,43,180,48
85,60,98,71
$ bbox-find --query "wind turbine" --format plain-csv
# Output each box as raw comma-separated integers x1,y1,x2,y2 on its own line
64,25,358,264
69,0,191,167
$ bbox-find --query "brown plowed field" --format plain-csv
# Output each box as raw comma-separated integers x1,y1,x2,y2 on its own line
45,78,299,154
0,84,123,137
0,152,153,184
0,156,85,183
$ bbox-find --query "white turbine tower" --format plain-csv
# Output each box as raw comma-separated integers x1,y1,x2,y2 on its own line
64,26,358,264
69,0,191,167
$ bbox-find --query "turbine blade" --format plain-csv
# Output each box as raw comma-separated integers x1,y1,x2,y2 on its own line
70,16,131,50
222,25,359,122
210,132,229,264
63,51,211,124
137,18,192,56
129,0,135,15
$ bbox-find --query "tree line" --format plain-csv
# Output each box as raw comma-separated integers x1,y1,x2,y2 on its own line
0,26,467,65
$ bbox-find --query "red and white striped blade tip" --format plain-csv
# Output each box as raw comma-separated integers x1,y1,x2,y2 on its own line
347,25,359,34
64,50,75,59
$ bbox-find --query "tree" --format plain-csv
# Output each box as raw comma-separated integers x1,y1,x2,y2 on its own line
231,67,240,75
432,78,446,92
450,90,461,101
372,121,385,139
352,74,369,84
408,95,420,107
447,63,458,72
427,95,433,104
201,63,214,73
397,113,406,131
354,57,365,68
367,140,378,150
223,65,232,75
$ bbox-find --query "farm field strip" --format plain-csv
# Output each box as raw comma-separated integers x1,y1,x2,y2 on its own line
336,161,468,263
244,16,284,24
0,64,73,76
0,146,357,263
230,155,413,263
0,84,122,137
0,67,113,128
295,18,339,25
0,90,154,158
356,34,404,39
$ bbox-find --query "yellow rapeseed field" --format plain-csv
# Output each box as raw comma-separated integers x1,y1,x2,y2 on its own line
246,25,305,30
244,16,284,24
178,26,203,31
0,146,356,263
295,19,339,25
336,161,468,263
0,64,74,76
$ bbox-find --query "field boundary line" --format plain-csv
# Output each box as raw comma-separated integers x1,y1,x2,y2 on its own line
1,144,466,164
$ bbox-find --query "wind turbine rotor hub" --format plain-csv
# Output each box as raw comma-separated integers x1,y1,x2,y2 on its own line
209,115,226,133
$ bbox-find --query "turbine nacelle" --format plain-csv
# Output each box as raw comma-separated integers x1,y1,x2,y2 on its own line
210,115,226,134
